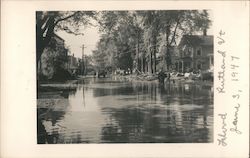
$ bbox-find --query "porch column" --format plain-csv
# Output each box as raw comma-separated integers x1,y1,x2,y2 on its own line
182,61,184,73
178,61,181,72
210,56,213,69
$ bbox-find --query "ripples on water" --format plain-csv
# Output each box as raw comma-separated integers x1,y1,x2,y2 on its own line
37,77,213,144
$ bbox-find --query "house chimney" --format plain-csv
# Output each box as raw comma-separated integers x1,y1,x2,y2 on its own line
203,29,207,36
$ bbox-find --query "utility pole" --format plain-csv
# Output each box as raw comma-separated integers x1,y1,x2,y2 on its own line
81,44,87,75
81,44,85,75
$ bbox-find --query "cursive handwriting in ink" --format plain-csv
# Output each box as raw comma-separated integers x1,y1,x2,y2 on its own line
217,50,226,93
230,56,240,82
230,103,242,134
217,113,227,146
216,30,226,93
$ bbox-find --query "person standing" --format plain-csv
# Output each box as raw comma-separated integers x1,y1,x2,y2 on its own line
167,72,171,82
158,69,166,84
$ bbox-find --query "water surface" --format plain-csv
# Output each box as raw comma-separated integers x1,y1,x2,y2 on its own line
37,77,213,143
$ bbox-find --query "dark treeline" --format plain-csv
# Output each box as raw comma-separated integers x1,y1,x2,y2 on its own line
93,10,211,74
36,10,211,82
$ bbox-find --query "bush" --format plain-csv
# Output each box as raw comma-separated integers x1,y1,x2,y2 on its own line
38,73,48,82
51,67,76,82
201,72,213,81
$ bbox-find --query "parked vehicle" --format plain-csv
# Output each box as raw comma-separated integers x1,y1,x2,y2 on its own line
98,69,107,78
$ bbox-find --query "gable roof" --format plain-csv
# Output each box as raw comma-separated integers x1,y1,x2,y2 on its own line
179,35,213,47
53,33,65,42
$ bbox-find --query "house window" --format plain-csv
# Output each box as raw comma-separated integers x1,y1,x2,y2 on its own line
197,62,202,70
197,47,202,56
186,47,193,56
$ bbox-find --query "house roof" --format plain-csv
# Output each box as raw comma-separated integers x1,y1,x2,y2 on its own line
53,33,65,42
179,35,213,47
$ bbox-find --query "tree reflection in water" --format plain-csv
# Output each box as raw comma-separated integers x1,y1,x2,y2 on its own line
37,109,66,144
37,89,75,144
37,78,213,143
98,81,213,143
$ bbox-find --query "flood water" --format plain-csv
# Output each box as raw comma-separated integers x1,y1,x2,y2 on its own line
37,77,213,143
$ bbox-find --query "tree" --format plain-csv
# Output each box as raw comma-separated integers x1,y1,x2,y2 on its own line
157,10,211,70
36,11,96,64
95,10,211,74
138,11,161,74
97,11,143,72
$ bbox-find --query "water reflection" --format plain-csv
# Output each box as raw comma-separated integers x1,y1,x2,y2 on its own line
37,77,213,143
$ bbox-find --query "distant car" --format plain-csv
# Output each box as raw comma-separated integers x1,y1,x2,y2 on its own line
98,69,107,78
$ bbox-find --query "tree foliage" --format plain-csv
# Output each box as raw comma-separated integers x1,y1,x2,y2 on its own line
37,10,211,76
94,10,211,73
36,11,96,63
94,11,141,72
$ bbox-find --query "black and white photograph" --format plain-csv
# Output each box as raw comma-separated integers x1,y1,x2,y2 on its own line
1,1,249,157
37,10,214,144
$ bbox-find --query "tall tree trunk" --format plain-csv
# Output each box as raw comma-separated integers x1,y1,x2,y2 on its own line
148,56,151,75
165,26,171,71
141,54,144,73
36,11,80,65
36,16,56,63
147,42,152,74
166,46,171,70
36,16,56,88
153,35,157,74
136,45,139,71
153,51,156,74
150,51,153,74
136,32,140,72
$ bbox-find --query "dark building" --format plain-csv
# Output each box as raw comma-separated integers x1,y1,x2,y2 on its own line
67,54,81,75
175,35,214,73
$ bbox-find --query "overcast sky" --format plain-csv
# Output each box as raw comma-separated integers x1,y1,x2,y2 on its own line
57,25,100,58
56,11,213,59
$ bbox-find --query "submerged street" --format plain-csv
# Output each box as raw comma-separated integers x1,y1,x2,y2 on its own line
37,77,213,143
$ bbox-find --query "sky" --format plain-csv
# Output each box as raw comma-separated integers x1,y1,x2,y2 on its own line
57,25,100,58
56,11,213,59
